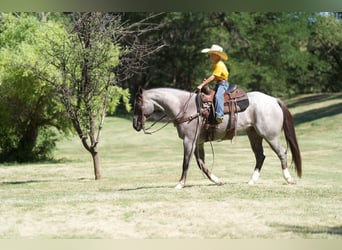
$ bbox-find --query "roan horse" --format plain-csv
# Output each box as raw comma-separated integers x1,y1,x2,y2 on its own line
133,87,302,189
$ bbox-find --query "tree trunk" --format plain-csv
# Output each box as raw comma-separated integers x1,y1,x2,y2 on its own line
91,150,101,180
79,132,101,180
17,125,39,162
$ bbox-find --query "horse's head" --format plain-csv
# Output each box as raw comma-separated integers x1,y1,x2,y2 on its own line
133,87,154,132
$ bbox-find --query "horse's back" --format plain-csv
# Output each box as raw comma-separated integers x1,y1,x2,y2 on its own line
245,91,284,135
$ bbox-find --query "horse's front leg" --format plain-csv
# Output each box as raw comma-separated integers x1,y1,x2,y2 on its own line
195,143,224,186
175,137,195,190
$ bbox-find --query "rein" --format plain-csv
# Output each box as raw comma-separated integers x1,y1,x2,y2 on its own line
143,113,201,135
143,113,168,134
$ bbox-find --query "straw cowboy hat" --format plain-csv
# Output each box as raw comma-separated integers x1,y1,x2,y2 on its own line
201,44,228,60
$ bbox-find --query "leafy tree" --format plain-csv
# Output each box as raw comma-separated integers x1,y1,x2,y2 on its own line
307,14,342,92
211,12,342,96
153,12,216,90
31,12,131,179
0,13,71,162
119,12,217,92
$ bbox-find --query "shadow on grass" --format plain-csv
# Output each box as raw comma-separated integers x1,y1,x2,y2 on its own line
0,177,93,186
0,179,48,185
269,223,342,237
293,102,342,125
287,93,342,108
0,157,76,166
284,93,342,125
117,183,218,192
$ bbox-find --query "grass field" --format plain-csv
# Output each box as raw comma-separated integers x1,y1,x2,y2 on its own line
0,93,341,239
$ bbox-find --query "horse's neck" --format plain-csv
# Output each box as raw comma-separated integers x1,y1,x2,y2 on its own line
146,88,194,118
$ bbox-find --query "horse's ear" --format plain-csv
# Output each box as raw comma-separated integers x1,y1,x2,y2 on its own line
138,86,144,95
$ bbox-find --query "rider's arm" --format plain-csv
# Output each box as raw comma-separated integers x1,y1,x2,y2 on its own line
197,75,215,90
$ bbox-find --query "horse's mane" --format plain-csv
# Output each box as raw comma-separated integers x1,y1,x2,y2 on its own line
144,87,193,101
146,87,191,96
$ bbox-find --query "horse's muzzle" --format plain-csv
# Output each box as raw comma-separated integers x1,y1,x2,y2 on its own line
133,115,143,132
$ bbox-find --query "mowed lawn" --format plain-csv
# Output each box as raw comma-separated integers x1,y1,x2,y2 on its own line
0,93,341,239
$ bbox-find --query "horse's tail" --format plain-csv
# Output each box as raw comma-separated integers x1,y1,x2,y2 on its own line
277,99,302,178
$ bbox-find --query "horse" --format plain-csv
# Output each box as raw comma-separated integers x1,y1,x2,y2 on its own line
132,87,302,189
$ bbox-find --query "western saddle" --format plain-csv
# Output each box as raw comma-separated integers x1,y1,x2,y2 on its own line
200,84,249,140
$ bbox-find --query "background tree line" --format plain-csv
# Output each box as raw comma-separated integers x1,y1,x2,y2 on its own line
0,12,341,172
120,12,342,96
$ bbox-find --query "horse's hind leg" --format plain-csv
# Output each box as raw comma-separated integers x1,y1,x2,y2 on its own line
247,127,266,185
194,143,224,185
266,136,295,184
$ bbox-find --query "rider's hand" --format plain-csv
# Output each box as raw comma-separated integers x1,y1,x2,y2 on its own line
195,86,202,93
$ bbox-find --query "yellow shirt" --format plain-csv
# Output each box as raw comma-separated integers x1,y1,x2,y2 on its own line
212,61,229,81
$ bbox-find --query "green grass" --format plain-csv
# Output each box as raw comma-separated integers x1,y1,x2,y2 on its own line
0,93,341,239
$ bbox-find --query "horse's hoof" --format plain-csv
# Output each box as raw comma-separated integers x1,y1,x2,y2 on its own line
217,179,224,185
283,169,296,185
210,174,224,185
248,179,256,185
249,171,260,185
175,183,184,190
286,178,296,185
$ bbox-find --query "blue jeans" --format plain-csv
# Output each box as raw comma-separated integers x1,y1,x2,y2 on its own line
215,81,229,118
